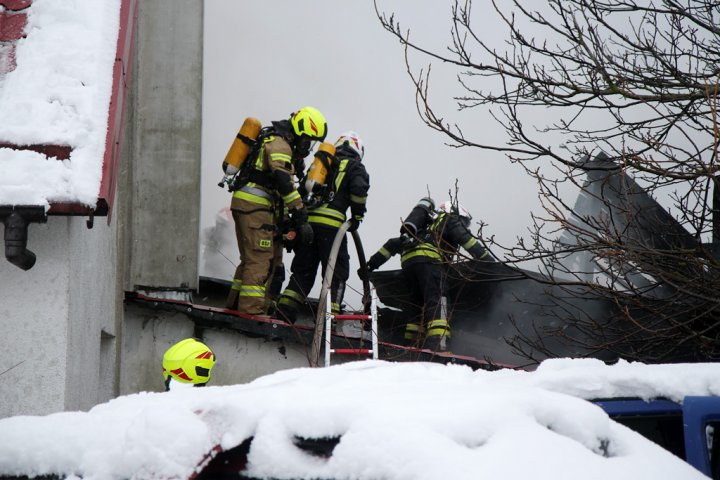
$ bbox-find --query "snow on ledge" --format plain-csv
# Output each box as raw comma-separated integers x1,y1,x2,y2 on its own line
0,0,121,208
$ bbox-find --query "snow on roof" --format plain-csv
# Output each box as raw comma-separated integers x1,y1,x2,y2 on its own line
509,357,720,402
0,359,716,480
0,0,121,208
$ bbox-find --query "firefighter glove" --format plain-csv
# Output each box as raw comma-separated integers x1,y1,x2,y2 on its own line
347,217,361,233
283,230,298,253
357,266,372,282
291,207,308,226
290,208,313,245
293,156,306,178
298,222,314,246
400,234,414,248
366,256,381,272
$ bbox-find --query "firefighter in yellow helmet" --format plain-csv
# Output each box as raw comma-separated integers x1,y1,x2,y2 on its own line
225,107,328,315
162,338,215,391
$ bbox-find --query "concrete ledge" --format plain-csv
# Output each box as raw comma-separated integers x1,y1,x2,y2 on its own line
125,291,510,371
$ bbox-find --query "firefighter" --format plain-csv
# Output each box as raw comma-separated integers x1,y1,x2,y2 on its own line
277,131,370,323
364,199,493,352
162,338,215,391
225,106,327,315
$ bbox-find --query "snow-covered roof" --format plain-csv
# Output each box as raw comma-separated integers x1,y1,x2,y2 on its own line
0,0,121,208
0,358,716,480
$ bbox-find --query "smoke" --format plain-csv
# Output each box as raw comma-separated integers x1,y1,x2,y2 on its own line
200,207,237,280
201,1,538,302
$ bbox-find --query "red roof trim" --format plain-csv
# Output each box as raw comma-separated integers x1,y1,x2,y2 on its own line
0,1,29,74
0,143,71,160
95,0,137,222
0,10,27,42
47,200,107,216
0,1,32,11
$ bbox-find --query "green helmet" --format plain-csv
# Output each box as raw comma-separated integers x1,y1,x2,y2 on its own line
162,338,215,385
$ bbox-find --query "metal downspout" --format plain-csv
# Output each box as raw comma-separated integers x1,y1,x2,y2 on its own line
1,206,48,270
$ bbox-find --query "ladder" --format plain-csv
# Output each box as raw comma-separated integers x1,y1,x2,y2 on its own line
324,287,379,367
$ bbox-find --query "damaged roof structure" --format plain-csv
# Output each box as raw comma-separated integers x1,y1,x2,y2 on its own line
372,152,719,366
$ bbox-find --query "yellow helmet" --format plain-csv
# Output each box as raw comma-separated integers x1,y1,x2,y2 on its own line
291,106,327,141
162,338,215,385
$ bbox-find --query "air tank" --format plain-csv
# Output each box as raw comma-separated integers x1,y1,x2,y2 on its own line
304,142,336,195
223,117,262,174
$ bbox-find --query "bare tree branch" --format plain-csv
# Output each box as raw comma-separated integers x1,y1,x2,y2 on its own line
376,0,720,363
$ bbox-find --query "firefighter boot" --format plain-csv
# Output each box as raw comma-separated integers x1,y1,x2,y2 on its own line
423,334,451,353
276,305,298,324
225,267,243,309
265,263,285,317
423,318,451,352
402,322,423,348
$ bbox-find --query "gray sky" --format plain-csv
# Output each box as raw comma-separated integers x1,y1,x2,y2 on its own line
201,1,540,307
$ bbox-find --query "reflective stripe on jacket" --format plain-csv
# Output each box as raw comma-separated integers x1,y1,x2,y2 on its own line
231,134,303,211
368,212,489,269
307,157,370,229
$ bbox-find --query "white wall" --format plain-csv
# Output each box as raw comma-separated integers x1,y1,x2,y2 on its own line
120,304,195,394
66,212,121,410
121,303,309,394
0,220,69,416
0,214,121,417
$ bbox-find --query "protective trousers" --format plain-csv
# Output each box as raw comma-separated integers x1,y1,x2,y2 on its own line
401,261,450,349
278,226,349,323
225,208,279,315
266,246,285,310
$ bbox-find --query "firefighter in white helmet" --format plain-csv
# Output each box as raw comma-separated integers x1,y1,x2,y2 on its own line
277,131,370,323
364,199,493,352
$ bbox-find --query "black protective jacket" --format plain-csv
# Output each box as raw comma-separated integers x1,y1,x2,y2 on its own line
303,154,370,229
368,212,491,270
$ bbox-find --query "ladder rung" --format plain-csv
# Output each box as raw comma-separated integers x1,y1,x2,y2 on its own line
331,348,373,355
333,314,370,321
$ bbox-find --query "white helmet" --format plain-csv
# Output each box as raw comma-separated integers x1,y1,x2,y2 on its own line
439,200,472,225
334,131,365,161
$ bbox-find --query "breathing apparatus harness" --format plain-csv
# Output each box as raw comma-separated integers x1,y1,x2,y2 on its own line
304,143,364,209
219,125,273,192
